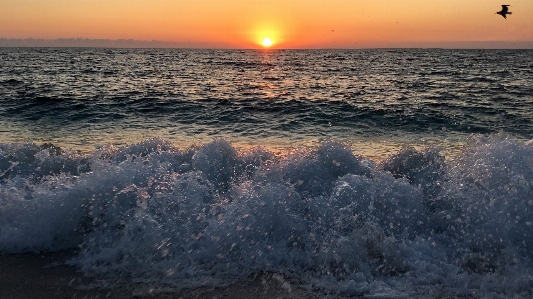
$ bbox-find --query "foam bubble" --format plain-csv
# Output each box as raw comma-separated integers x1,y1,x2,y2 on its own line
1,136,533,297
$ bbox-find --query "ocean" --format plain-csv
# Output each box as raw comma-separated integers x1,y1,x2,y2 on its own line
1,48,533,298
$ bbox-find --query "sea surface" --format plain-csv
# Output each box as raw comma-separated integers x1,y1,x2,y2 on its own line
2,48,533,157
1,48,533,298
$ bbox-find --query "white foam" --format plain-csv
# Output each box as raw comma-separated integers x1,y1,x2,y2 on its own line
1,136,533,297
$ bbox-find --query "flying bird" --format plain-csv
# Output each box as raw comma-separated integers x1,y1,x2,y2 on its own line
496,5,512,19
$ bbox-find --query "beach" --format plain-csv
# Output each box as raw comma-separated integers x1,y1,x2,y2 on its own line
0,251,347,299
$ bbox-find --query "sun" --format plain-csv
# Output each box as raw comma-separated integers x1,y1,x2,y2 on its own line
261,37,273,47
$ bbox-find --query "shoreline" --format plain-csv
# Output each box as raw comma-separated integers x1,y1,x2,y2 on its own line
0,251,350,299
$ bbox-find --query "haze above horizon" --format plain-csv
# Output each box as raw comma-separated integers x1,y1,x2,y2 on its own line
1,0,532,49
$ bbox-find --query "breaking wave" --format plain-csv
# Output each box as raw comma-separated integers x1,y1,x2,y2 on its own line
1,135,533,298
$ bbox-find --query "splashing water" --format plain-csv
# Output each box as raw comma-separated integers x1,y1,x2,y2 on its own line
1,135,533,298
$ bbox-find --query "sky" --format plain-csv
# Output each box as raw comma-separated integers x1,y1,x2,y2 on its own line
1,0,533,49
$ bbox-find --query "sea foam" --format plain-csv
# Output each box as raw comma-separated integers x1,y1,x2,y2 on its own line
1,135,533,298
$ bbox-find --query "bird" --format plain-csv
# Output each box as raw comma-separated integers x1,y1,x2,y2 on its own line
496,5,512,19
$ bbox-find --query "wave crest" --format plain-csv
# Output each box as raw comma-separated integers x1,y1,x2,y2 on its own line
1,136,533,297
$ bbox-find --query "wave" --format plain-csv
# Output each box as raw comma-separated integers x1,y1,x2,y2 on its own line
1,135,533,297
1,97,505,137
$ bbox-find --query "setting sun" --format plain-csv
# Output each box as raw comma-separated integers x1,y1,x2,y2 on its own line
261,37,273,47
2,1,533,48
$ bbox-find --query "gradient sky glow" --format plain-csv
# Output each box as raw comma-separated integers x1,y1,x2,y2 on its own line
1,0,532,48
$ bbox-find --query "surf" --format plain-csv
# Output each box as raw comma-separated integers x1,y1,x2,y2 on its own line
1,135,533,298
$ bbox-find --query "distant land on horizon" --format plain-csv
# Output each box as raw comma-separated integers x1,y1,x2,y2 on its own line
0,38,231,49
1,38,533,49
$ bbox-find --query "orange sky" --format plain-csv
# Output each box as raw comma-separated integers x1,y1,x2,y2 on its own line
1,0,532,48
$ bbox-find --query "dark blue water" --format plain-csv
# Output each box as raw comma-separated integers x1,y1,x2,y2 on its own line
1,48,533,157
2,48,533,298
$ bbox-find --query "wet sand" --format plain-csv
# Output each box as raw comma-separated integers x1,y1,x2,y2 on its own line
0,251,348,299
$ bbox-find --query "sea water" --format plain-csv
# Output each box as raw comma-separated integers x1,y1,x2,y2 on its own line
1,48,533,298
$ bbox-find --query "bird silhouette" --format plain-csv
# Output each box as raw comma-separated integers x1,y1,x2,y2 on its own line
496,5,512,19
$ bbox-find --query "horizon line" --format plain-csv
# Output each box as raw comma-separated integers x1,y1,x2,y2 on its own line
1,38,533,50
